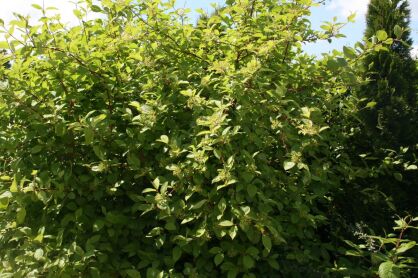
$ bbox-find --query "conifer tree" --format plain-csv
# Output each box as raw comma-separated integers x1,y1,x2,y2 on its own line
360,0,417,147
347,0,418,228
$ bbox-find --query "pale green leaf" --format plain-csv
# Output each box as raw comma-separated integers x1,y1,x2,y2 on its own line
378,261,400,278
10,176,18,193
376,30,388,41
34,248,44,260
366,101,377,108
219,220,234,227
159,135,169,144
32,4,43,10
396,241,416,254
0,191,12,210
284,161,295,171
406,165,417,171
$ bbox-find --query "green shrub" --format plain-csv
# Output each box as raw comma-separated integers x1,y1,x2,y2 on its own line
0,0,392,277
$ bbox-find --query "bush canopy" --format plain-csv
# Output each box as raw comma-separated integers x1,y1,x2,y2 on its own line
0,0,417,277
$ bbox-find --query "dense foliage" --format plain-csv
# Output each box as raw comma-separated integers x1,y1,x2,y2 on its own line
360,0,417,147
0,0,416,277
331,1,418,276
336,0,418,239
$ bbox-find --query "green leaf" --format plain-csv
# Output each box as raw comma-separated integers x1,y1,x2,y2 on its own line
93,220,105,232
247,184,257,198
347,13,356,23
191,200,207,210
284,161,295,171
262,235,272,253
376,30,388,41
366,101,377,108
146,269,163,278
241,206,250,215
393,173,402,182
158,135,169,144
93,146,105,160
55,122,66,136
172,246,182,263
195,228,206,238
343,46,356,59
90,267,101,278
34,248,44,260
209,247,222,254
10,176,18,192
219,220,234,227
165,220,176,231
152,178,160,190
0,41,9,48
214,253,224,266
16,207,26,224
91,163,106,172
181,216,194,224
73,9,83,19
126,269,141,278
127,152,141,169
268,258,280,270
396,241,416,254
129,101,141,111
406,165,417,171
327,59,339,72
229,226,238,240
0,176,11,181
378,261,400,278
301,107,310,118
31,4,43,10
227,270,238,278
394,25,402,39
34,227,45,243
92,114,107,126
0,191,12,210
142,188,157,194
384,38,393,45
243,255,255,269
90,5,102,12
84,128,94,144
31,145,43,154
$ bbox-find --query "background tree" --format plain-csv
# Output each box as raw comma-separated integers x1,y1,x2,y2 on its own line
362,0,418,211
360,0,417,147
336,0,418,242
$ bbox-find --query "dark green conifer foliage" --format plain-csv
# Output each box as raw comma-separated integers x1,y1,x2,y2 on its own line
361,0,417,147
346,0,418,230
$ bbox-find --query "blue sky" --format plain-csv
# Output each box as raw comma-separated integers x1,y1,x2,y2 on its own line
1,0,417,56
306,0,418,55
176,0,418,56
